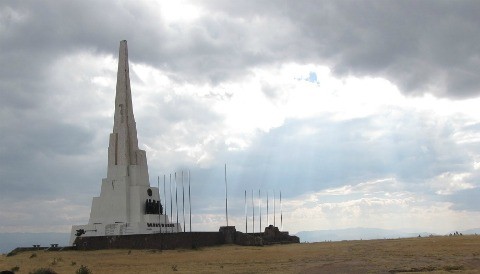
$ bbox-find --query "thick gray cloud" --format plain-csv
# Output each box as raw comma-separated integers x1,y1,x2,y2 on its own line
3,1,479,97
200,0,480,98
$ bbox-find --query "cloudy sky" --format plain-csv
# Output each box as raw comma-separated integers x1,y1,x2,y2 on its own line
1,0,480,235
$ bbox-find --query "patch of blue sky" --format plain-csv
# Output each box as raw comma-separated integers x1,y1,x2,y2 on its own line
307,71,317,83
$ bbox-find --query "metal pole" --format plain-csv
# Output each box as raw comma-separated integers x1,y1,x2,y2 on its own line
280,190,283,231
225,164,228,226
158,176,161,234
189,170,192,233
259,189,261,233
267,191,269,226
163,175,166,233
274,189,276,227
182,171,185,232
252,189,254,234
169,174,173,233
160,175,165,249
244,190,247,233
175,172,179,232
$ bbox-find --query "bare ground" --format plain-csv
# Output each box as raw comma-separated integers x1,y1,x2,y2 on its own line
1,235,480,273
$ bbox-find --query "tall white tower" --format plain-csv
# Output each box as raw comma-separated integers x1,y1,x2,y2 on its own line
70,41,181,245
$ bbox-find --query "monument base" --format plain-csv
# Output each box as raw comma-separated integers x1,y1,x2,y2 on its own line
70,217,182,245
73,226,299,250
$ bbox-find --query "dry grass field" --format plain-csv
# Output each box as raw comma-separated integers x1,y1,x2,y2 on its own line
2,235,480,273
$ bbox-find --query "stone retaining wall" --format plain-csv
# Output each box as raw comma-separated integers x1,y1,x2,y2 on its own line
73,226,299,250
74,232,223,250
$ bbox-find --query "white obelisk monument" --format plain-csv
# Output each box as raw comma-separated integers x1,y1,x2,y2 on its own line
70,40,181,245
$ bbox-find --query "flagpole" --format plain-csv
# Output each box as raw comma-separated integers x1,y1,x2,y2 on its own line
274,189,276,227
280,190,283,231
252,189,254,234
244,190,247,233
225,164,228,226
163,174,166,233
169,174,173,233
182,170,185,232
158,176,161,234
259,189,261,233
175,172,179,232
188,170,192,233
161,175,165,249
267,191,269,226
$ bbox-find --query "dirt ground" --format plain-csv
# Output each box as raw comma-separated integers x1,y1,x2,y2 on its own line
1,235,480,273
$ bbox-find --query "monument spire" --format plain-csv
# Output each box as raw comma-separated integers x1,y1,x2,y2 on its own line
110,40,140,167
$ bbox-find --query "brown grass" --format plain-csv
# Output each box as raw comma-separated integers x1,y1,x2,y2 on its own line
2,235,480,273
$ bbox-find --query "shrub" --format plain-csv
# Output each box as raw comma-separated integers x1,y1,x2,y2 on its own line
75,265,92,274
50,257,63,266
29,268,57,274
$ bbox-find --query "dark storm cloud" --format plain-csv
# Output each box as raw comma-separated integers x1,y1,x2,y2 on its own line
199,0,480,98
2,1,479,97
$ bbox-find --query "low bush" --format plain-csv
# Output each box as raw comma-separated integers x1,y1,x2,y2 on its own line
75,265,92,274
28,268,57,274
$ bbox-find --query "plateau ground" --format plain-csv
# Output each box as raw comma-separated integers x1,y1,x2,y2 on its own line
1,235,480,273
